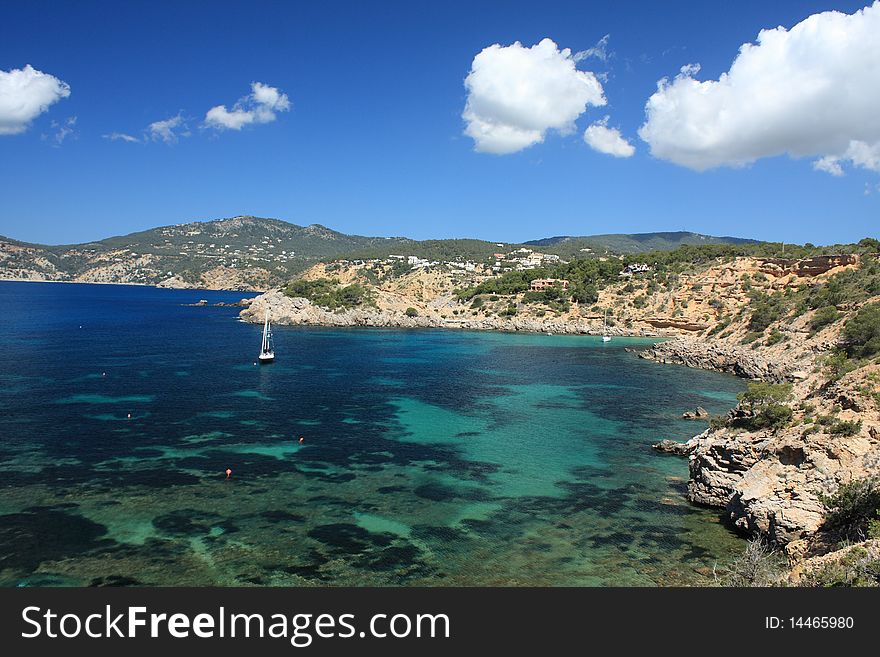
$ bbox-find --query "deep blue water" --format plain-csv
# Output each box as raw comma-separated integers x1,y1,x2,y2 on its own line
0,281,747,586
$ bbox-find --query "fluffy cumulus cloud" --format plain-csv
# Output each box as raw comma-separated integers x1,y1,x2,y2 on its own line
204,82,291,131
148,114,188,144
583,116,635,157
638,2,880,174
0,65,70,135
463,38,606,154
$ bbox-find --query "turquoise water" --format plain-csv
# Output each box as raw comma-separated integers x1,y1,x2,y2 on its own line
0,281,746,586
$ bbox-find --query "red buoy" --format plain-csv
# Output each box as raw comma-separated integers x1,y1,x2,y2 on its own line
225,468,232,479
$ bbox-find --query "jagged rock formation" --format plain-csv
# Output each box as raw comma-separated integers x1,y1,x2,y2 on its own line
685,422,880,543
758,254,860,278
639,339,797,381
682,406,710,419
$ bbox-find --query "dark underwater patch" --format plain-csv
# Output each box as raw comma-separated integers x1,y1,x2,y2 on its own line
413,482,493,503
277,548,333,582
88,575,143,587
152,509,225,537
0,508,114,572
260,510,306,524
411,524,470,543
307,523,393,555
376,485,407,494
588,531,635,549
356,544,423,572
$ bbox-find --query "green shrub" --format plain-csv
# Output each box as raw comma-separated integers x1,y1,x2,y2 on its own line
843,303,880,359
405,307,418,317
707,320,730,337
632,294,647,309
819,477,880,542
735,383,794,431
809,305,839,333
766,330,786,346
800,546,880,587
522,290,547,304
284,278,374,310
828,419,862,436
823,351,859,381
748,292,787,332
470,296,484,309
570,283,598,305
741,331,763,345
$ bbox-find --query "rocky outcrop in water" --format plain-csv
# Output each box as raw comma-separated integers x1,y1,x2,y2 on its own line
652,439,695,456
682,407,709,420
651,422,880,545
638,338,796,382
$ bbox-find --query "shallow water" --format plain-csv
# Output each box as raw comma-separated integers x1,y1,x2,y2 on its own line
0,281,746,586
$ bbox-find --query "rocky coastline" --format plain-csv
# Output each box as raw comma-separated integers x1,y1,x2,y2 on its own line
238,290,665,337
638,337,802,382
644,338,880,560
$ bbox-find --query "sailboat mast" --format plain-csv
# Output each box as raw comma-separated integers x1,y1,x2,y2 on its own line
262,310,270,352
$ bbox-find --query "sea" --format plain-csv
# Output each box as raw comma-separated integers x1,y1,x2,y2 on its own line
0,281,747,586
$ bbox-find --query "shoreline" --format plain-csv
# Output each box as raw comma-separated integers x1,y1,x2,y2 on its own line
0,277,264,294
237,289,679,340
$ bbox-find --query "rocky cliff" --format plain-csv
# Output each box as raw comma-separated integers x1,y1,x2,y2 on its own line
239,289,659,336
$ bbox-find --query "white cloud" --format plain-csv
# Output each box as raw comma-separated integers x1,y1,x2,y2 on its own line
574,34,611,63
148,114,187,144
833,140,880,173
204,82,291,131
104,132,141,143
584,116,635,158
0,65,70,135
47,116,76,146
462,38,606,154
813,156,844,177
638,2,880,175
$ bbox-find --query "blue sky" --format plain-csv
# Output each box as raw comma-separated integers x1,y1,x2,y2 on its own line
1,0,877,245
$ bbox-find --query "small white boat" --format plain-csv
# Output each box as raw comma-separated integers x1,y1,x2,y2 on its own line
602,308,612,342
258,309,275,363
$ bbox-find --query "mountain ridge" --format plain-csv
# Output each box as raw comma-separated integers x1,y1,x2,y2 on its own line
0,215,761,290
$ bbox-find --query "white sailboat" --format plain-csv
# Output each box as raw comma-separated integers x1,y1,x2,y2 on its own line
258,309,275,363
602,308,612,342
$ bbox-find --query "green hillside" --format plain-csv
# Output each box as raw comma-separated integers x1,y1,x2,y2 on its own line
524,231,758,258
1,218,779,290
